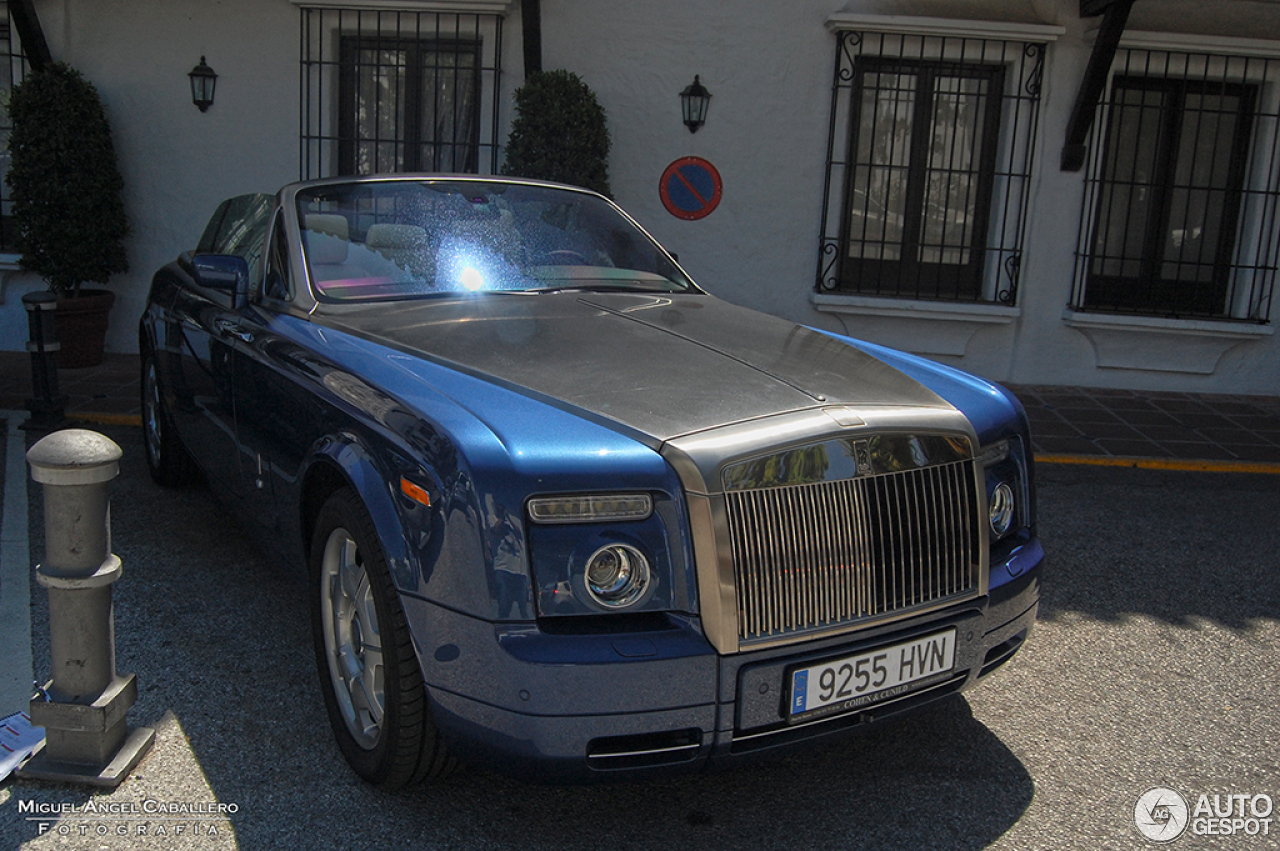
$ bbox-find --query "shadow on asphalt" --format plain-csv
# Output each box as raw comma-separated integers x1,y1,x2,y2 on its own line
8,423,1035,850
1034,463,1280,629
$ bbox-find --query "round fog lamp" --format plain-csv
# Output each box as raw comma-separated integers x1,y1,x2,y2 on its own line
584,544,650,608
989,482,1016,537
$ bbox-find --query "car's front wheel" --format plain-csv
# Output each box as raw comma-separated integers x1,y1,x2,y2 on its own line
140,351,192,486
310,488,455,787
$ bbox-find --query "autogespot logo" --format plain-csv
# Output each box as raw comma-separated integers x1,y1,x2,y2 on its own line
1135,787,1190,843
1134,787,1275,842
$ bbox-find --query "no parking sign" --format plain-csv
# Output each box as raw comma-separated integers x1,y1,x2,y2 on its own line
659,157,722,220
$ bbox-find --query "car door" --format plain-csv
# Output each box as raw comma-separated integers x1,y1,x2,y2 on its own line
168,194,275,501
228,212,309,534
166,274,246,499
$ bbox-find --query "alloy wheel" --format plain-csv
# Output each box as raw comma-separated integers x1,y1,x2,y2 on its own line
143,359,163,466
319,527,385,750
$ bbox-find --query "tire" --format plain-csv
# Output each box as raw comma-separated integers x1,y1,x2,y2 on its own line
310,488,456,787
141,350,192,486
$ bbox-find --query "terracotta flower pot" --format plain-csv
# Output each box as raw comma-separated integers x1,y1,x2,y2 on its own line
54,289,115,368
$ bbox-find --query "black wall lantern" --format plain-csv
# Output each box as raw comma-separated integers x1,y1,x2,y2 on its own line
679,75,711,133
188,56,217,112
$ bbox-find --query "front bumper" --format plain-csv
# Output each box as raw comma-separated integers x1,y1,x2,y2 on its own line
405,545,1042,783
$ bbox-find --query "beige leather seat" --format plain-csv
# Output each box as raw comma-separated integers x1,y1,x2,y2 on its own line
304,214,367,286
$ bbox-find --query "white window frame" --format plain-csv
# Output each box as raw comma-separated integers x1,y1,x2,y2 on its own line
816,14,1063,310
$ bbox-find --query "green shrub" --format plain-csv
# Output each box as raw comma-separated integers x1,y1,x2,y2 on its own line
7,62,130,297
502,70,611,197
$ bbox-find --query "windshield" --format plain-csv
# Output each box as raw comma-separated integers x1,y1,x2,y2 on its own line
296,180,696,302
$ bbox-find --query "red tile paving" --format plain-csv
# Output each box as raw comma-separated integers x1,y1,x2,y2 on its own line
1008,384,1280,464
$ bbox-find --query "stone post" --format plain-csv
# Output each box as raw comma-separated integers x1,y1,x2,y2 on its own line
18,429,154,787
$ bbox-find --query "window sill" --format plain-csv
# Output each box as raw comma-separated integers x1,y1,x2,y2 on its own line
289,0,516,11
812,293,1019,356
1063,309,1273,375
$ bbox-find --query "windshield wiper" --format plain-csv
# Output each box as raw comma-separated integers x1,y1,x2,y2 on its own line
527,284,678,295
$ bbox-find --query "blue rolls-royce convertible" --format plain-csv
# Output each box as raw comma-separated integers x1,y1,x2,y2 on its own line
139,175,1043,787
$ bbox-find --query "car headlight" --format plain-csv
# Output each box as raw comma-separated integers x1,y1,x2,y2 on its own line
525,491,687,618
583,544,651,608
989,482,1016,537
527,493,653,524
981,438,1027,542
979,439,1010,467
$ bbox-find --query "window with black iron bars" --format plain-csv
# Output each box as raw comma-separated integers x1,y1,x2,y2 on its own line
299,7,503,180
1073,48,1279,323
0,4,27,253
818,30,1046,305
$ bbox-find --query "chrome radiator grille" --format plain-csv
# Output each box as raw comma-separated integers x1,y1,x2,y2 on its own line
724,458,980,643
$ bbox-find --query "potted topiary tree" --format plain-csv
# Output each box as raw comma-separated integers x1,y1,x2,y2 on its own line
7,62,130,368
502,69,611,197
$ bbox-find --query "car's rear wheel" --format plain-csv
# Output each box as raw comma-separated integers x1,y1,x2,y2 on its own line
310,488,455,787
141,351,192,486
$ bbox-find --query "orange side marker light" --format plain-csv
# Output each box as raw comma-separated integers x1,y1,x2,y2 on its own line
400,477,432,507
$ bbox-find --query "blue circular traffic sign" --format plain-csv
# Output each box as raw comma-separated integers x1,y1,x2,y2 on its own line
659,157,722,220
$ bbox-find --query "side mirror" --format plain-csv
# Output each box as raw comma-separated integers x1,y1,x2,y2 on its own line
192,254,250,310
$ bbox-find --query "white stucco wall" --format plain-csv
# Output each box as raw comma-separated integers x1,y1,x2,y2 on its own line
538,0,1280,394
1,0,1277,395
539,0,837,323
1,0,300,355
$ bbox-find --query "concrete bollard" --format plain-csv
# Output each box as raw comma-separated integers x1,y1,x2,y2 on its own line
18,429,154,788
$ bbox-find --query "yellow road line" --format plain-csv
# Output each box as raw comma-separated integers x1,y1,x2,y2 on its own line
69,412,143,427
1036,454,1280,474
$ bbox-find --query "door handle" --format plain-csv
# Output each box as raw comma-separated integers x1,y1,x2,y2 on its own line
213,318,254,344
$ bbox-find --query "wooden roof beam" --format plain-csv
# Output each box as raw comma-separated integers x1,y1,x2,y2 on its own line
1061,0,1136,171
9,0,52,71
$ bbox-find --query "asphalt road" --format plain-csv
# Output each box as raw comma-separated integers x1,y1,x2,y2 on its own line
2,424,1278,850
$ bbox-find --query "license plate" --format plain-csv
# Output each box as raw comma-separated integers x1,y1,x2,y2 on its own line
788,629,956,721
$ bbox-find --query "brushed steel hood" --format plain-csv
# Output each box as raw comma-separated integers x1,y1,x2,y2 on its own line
315,291,951,445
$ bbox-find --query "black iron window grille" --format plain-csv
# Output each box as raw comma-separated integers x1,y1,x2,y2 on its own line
818,30,1046,304
0,4,27,253
300,7,503,180
1072,48,1279,323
